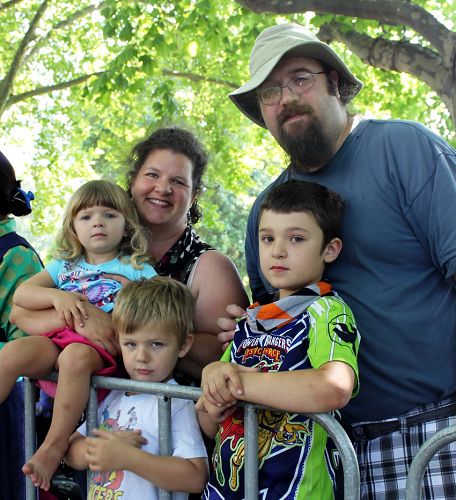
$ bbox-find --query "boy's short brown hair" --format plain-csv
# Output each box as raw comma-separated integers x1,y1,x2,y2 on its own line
112,277,195,345
260,180,345,248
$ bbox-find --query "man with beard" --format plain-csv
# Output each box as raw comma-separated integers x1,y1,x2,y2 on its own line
220,23,456,499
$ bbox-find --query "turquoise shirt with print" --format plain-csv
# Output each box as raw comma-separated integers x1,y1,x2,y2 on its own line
46,256,157,312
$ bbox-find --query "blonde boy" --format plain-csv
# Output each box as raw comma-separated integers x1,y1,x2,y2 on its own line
65,277,208,499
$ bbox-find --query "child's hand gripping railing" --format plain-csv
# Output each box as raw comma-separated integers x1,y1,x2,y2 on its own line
24,373,360,500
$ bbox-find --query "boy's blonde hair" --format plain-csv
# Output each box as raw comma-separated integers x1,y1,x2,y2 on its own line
54,180,150,268
112,277,195,345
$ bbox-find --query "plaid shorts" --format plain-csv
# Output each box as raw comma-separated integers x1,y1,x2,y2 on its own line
351,398,456,499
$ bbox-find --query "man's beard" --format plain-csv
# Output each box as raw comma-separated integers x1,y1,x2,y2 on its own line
277,105,333,172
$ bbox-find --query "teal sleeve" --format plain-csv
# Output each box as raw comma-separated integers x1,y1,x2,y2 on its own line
0,246,43,345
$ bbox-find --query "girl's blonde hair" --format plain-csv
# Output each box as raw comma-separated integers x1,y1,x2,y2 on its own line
54,180,151,268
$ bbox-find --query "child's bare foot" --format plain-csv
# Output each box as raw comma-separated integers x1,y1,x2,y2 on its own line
22,444,63,491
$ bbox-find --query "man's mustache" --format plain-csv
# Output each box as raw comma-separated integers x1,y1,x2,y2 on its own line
278,105,314,126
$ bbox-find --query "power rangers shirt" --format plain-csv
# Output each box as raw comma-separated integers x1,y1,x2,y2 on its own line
204,282,360,500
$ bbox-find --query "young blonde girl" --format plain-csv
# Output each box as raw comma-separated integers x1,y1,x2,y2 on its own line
1,180,156,491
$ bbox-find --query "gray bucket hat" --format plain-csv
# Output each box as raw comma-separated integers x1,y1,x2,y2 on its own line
229,23,363,128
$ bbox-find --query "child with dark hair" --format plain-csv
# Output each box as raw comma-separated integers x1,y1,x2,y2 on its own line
0,150,42,500
197,180,360,499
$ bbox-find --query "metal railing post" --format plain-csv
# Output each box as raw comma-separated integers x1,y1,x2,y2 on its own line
244,404,258,500
24,377,37,500
158,394,172,500
406,424,456,499
309,413,360,500
85,383,98,497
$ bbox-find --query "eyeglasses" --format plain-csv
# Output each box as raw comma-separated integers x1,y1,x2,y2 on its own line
257,72,326,105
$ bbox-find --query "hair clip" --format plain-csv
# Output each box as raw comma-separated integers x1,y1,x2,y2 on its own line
13,188,35,210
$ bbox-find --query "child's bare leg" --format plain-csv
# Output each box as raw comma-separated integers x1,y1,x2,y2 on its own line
22,343,104,491
0,336,59,403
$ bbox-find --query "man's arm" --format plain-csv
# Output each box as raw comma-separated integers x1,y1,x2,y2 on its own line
85,429,208,493
245,194,272,303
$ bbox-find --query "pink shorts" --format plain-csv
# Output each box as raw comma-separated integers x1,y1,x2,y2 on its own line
38,327,120,402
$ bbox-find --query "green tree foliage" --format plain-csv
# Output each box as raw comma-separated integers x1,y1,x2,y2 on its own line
0,0,454,278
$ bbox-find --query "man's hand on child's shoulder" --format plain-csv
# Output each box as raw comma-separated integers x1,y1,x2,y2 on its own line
216,303,247,351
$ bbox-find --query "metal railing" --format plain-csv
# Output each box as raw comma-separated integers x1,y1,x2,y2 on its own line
24,373,360,500
405,424,456,499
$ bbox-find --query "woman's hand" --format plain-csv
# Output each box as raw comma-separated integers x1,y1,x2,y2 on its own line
74,304,118,356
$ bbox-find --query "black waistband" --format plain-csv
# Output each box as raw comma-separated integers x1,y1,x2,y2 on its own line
346,401,456,441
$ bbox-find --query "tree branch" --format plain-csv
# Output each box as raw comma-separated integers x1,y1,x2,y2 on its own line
320,21,455,125
235,0,455,61
0,0,24,12
24,0,112,64
0,0,50,114
4,68,237,111
5,71,104,108
319,21,446,93
162,69,238,89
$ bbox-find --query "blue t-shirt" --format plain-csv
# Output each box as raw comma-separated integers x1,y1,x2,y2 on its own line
246,119,456,423
46,256,157,312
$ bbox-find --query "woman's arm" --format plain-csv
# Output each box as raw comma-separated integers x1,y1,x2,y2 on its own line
13,269,90,329
0,245,42,343
179,251,249,379
10,305,67,335
86,429,208,493
13,269,58,310
10,303,118,355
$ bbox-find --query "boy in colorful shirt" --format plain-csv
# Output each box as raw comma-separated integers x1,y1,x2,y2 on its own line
197,180,360,499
